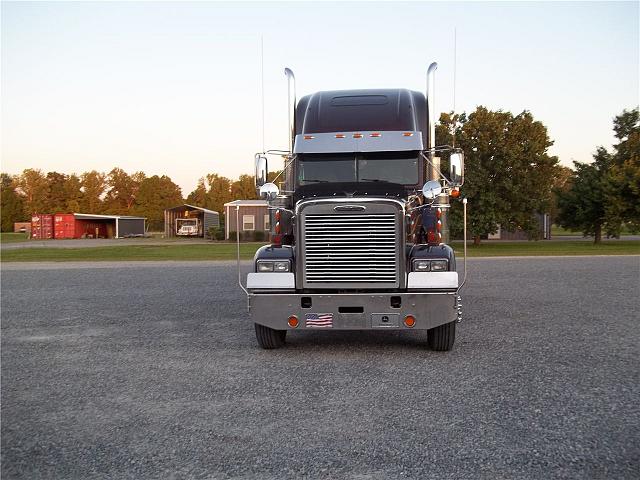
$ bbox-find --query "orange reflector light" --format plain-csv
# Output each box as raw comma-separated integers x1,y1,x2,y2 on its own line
275,222,281,234
335,134,346,139
304,135,314,140
370,132,381,137
404,315,416,327
451,188,461,198
403,132,414,137
353,133,363,139
288,316,299,328
437,220,442,231
435,208,442,219
275,210,281,222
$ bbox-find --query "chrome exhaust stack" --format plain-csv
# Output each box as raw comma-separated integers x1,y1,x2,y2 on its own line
284,68,296,153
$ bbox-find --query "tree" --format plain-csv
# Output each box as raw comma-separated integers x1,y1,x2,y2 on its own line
606,108,640,231
133,175,183,230
437,107,559,244
63,174,82,212
204,174,233,215
80,170,106,213
13,169,49,215
549,165,574,225
231,174,258,200
186,177,208,206
103,168,145,215
45,172,69,213
0,174,26,231
556,150,616,243
557,108,640,242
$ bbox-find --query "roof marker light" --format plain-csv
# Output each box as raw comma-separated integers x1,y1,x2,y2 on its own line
353,133,363,139
335,134,346,139
403,132,414,137
304,135,314,140
370,132,381,138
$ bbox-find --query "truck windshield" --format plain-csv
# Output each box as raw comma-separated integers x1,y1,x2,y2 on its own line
298,152,419,186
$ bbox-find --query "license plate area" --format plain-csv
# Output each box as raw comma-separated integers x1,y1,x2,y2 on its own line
371,313,399,328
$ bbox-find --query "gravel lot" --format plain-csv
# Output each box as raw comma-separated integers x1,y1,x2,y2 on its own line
2,257,639,479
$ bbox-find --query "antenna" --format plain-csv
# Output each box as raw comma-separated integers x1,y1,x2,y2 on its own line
452,27,457,148
260,35,265,153
453,26,457,114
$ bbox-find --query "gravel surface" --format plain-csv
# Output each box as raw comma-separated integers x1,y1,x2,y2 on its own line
2,257,639,479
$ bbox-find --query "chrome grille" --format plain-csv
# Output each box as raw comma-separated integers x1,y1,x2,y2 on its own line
303,213,399,286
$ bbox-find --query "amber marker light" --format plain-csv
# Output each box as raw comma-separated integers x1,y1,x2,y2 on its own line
403,132,414,137
353,133,363,139
275,222,281,234
303,135,314,140
451,188,461,198
404,315,416,328
275,210,281,222
370,132,381,137
335,134,346,138
288,316,299,328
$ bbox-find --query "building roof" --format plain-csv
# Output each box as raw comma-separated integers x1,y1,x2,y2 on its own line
73,213,146,220
164,204,219,215
223,200,269,207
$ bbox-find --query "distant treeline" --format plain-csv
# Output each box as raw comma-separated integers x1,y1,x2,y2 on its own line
0,169,280,231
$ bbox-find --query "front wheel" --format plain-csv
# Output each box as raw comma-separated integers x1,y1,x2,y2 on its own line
427,321,456,351
254,323,286,349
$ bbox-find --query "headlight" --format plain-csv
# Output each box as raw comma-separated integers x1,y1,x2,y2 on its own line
256,260,290,272
412,259,431,271
412,259,448,272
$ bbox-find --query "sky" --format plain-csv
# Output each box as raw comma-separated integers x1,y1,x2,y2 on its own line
2,1,638,196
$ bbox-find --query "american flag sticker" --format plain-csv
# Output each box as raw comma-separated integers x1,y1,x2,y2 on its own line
305,313,333,328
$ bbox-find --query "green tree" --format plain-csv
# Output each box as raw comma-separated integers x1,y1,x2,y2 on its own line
557,108,640,242
549,165,574,225
13,168,49,215
437,108,559,244
204,174,233,215
45,172,69,213
556,150,617,243
231,174,258,200
63,174,82,212
186,177,208,206
1,174,26,231
104,168,145,214
133,175,183,230
80,170,106,213
606,108,640,231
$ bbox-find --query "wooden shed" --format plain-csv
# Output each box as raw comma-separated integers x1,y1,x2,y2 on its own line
223,200,269,239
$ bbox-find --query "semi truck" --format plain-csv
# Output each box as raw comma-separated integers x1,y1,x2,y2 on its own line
237,63,467,350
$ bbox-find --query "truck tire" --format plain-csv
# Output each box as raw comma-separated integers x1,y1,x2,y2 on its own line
427,321,456,351
254,323,286,349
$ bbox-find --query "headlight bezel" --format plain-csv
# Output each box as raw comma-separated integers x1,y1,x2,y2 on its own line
411,258,449,272
256,259,291,273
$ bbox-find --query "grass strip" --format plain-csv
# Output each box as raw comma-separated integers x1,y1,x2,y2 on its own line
1,240,638,262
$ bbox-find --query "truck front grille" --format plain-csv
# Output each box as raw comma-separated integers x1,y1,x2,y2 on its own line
303,213,399,287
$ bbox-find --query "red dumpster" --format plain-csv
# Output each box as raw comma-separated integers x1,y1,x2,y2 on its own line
31,214,54,239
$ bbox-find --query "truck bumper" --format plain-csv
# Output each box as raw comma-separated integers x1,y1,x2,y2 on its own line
248,291,459,330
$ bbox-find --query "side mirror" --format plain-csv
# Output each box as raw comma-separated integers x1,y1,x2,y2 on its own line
259,182,279,201
422,180,442,200
449,152,464,186
255,156,268,188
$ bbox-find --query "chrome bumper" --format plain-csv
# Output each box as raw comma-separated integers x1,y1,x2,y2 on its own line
248,291,458,330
